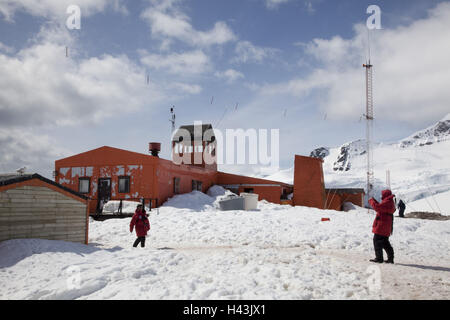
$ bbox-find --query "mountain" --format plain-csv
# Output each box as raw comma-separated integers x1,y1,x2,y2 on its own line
310,140,367,172
399,114,450,148
266,114,450,212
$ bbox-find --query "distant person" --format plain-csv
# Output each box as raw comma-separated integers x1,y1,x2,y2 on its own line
398,199,406,218
369,189,396,264
130,204,150,248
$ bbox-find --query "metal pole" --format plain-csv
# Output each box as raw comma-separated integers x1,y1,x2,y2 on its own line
364,62,374,206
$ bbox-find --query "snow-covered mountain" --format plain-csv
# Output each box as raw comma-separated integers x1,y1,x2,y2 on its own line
266,114,450,213
399,114,450,148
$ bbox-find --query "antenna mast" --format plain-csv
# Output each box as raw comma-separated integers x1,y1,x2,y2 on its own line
363,61,374,203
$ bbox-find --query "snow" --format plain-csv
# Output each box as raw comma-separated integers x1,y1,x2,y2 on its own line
405,190,450,216
102,200,149,214
1,191,449,300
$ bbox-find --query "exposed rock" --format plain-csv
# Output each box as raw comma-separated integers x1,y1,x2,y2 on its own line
400,119,450,148
310,147,330,160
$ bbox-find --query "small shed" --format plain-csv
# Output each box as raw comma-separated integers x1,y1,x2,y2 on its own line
0,173,88,244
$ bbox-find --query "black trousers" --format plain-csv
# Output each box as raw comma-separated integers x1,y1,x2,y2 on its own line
399,208,405,217
373,234,394,261
133,236,146,248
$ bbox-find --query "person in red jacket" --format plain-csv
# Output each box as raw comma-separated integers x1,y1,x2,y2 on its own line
369,189,396,264
130,204,150,248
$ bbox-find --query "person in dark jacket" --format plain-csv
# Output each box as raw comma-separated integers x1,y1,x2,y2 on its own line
398,199,406,218
130,204,150,248
369,189,396,264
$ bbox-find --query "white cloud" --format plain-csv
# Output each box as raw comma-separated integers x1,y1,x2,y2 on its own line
259,2,450,126
265,0,317,12
0,0,127,21
0,128,70,178
265,0,291,10
0,27,166,128
170,82,202,94
141,0,236,47
232,41,280,64
215,69,245,83
140,49,212,75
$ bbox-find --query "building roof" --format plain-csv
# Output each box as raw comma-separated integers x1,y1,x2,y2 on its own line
0,173,88,200
172,124,215,142
325,188,365,194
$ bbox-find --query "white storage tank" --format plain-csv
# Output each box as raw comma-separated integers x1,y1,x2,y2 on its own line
240,193,259,210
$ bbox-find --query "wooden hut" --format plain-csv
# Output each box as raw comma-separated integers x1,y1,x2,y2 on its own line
0,173,88,244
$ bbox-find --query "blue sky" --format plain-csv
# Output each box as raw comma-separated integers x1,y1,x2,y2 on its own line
0,0,449,178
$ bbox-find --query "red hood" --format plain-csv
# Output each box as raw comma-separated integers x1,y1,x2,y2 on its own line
381,189,393,200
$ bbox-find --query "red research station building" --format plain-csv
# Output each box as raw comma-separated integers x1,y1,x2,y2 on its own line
54,124,363,214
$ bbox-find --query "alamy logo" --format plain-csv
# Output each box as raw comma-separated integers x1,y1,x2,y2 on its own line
66,5,81,30
366,5,382,30
172,121,279,168
66,265,81,289
366,265,381,294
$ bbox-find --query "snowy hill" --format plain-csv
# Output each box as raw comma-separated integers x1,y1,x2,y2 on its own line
266,114,450,213
399,113,450,148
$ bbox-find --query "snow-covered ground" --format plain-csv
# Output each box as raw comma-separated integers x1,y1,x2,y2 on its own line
1,189,449,300
405,190,450,216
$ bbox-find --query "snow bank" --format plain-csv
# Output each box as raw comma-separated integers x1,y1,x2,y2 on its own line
162,191,215,212
405,190,450,216
1,198,449,300
162,186,238,212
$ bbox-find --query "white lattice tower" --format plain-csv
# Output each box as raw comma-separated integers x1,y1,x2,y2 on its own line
364,62,374,202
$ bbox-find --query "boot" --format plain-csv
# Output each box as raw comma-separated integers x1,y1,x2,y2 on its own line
384,258,394,264
369,258,383,263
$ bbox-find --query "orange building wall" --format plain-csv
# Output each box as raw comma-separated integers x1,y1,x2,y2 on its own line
156,159,217,205
324,192,343,211
325,190,365,211
55,146,219,213
55,146,304,212
293,155,326,209
56,147,156,212
216,171,293,204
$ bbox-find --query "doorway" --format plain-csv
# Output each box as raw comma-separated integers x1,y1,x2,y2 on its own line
97,178,111,213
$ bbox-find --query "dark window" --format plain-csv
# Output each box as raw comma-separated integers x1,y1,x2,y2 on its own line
118,176,130,193
78,178,90,194
244,188,254,194
192,180,202,192
174,177,180,194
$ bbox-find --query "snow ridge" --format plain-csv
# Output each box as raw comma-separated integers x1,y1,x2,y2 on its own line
399,116,450,148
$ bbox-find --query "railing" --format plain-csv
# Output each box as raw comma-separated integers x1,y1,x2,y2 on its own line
88,197,159,215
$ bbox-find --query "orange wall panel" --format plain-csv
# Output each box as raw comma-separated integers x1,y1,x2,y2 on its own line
325,192,342,211
293,155,326,209
55,146,307,211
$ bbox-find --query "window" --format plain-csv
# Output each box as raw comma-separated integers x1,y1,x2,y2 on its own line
244,188,254,194
174,177,180,194
78,178,90,194
192,180,202,192
118,176,130,193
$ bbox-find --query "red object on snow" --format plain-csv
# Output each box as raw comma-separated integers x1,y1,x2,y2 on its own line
321,218,330,222
130,209,150,237
369,189,396,237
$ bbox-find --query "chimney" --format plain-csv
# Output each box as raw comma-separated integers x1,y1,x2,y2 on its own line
149,142,161,157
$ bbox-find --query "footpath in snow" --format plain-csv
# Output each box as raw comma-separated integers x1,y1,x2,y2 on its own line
1,188,449,300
